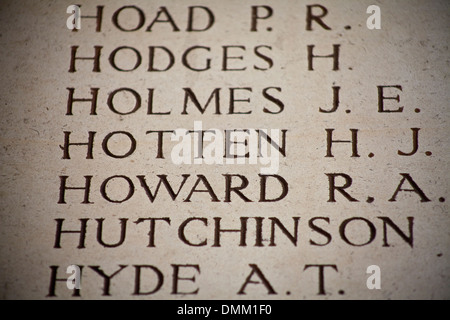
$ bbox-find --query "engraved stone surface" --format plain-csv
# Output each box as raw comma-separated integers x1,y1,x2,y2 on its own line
0,0,448,299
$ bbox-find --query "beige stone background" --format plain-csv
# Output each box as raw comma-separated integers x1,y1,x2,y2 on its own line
0,0,449,299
